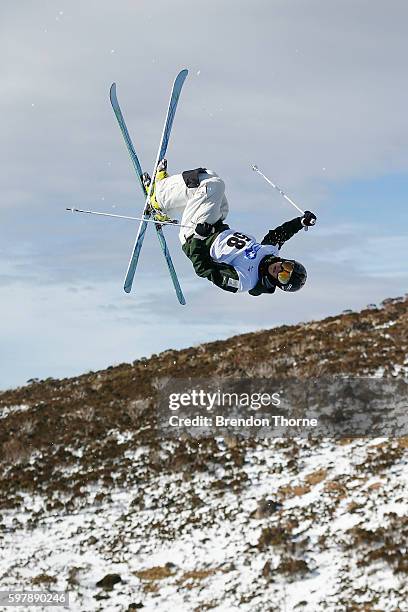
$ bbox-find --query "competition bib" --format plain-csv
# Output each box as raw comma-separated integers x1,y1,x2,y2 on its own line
210,230,260,264
210,229,279,292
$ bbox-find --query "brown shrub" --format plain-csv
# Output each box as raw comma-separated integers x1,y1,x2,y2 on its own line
304,468,327,485
1,439,30,465
278,484,311,498
31,574,57,586
134,565,175,581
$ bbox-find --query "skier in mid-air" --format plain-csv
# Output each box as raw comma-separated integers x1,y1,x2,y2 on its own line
143,161,317,296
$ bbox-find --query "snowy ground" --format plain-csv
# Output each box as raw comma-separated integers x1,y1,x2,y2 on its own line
1,435,407,612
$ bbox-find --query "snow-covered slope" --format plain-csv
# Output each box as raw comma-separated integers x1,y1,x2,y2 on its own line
0,296,407,611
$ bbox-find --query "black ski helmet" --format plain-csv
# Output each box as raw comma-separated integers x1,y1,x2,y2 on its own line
258,256,307,292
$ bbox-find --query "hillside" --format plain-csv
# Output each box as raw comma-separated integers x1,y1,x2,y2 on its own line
0,296,407,611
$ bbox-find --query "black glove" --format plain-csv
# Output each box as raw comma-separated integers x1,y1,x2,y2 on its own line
301,211,317,227
194,222,213,239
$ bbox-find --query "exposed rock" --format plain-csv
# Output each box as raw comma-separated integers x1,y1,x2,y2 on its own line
95,573,123,590
254,498,282,519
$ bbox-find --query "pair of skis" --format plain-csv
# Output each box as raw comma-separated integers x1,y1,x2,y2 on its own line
109,69,188,305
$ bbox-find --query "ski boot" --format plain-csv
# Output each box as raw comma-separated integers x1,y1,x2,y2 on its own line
156,158,168,181
141,172,151,191
144,159,173,222
153,211,178,223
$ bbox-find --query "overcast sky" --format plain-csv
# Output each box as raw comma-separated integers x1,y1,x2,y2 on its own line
1,0,407,389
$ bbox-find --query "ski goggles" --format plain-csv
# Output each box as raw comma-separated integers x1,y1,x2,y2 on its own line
277,260,295,285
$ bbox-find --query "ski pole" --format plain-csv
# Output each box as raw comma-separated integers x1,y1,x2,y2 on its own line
251,164,308,231
65,208,194,229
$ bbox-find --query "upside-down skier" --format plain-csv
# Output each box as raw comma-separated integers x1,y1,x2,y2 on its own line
143,160,317,296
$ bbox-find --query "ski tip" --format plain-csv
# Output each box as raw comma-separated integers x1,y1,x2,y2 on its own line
123,285,131,294
177,68,189,81
110,82,117,98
